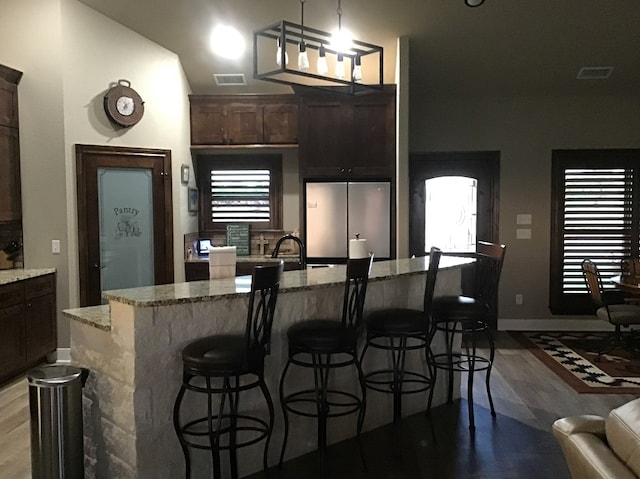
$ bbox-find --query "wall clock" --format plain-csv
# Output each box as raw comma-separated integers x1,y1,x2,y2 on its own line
104,79,144,128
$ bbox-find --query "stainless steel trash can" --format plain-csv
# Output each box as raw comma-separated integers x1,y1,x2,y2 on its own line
28,365,89,479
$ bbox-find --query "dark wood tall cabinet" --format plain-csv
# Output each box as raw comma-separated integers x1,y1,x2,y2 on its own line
297,85,396,178
0,65,23,223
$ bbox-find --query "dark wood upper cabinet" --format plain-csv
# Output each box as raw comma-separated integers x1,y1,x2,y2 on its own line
190,95,298,146
0,64,22,223
297,86,396,178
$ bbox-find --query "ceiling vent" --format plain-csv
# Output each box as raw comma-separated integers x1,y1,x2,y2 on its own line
213,73,247,86
576,67,614,80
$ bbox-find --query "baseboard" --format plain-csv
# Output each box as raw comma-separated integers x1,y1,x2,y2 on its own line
49,348,71,363
498,318,615,332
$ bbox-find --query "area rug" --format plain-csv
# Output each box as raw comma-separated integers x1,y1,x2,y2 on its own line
510,331,640,394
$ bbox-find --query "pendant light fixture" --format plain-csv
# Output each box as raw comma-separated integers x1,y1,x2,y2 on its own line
297,0,309,71
253,0,383,95
465,0,485,6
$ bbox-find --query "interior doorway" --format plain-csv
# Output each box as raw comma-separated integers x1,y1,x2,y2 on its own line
76,144,174,306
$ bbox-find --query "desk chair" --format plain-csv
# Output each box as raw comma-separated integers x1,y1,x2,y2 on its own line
582,259,640,356
173,262,284,478
429,241,506,433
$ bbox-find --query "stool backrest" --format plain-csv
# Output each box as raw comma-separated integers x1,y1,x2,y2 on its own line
342,256,374,330
246,261,284,355
474,241,507,307
424,246,442,313
581,259,605,309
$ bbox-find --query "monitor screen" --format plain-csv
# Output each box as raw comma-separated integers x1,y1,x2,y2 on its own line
198,239,213,255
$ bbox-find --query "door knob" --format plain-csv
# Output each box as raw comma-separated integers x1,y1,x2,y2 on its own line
93,263,104,270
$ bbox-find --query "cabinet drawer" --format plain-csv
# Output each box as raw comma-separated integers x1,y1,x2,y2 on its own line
0,281,24,308
25,274,55,300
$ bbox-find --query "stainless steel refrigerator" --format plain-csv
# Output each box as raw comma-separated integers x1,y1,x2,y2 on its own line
304,181,391,263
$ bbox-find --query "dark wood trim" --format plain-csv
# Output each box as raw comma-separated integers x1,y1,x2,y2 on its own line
0,65,23,85
76,144,174,306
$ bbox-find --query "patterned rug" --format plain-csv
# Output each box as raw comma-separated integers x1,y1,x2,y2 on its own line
510,331,640,394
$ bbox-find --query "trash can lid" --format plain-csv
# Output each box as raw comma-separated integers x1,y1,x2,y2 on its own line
27,365,85,387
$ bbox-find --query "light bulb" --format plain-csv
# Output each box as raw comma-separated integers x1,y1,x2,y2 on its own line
276,36,288,66
298,42,309,71
335,53,345,79
353,55,362,82
317,44,328,75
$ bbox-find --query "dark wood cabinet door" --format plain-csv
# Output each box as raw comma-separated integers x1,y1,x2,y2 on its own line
0,303,26,383
0,125,21,222
190,101,227,145
263,102,298,144
351,97,395,176
25,293,57,363
226,104,263,144
299,101,352,176
0,79,18,128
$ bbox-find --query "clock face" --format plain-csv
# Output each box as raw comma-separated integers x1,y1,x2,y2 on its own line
116,96,135,116
104,82,144,128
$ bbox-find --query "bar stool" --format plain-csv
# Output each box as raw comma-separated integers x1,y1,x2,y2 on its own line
359,247,442,453
172,262,284,478
429,241,506,433
278,256,373,478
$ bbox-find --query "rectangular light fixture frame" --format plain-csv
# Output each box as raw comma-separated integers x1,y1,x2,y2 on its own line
253,20,383,95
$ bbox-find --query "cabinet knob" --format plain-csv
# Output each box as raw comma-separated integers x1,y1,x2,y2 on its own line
340,168,346,173
93,263,104,270
347,168,352,173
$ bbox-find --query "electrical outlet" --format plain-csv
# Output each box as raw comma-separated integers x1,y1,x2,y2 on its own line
515,293,523,305
51,239,61,254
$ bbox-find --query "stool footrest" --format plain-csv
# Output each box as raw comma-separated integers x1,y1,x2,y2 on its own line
282,388,363,418
363,369,433,395
432,352,491,372
178,414,269,450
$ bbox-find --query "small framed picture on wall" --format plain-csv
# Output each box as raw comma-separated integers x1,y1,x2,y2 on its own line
181,164,190,184
188,187,198,213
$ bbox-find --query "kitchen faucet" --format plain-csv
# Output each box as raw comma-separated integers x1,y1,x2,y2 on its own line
271,234,306,268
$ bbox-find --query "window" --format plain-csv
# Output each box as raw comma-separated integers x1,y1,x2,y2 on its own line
197,154,282,232
550,149,640,314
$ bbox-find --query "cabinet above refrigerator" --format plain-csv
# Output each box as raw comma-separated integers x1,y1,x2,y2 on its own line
304,180,392,264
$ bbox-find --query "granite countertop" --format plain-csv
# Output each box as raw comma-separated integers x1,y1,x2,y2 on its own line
63,256,473,330
103,256,472,307
186,254,301,263
0,268,56,285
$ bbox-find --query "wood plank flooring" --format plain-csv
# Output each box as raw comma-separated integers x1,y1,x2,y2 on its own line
0,332,635,478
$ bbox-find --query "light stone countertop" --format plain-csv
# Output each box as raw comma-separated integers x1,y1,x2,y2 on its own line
63,256,473,330
0,267,56,285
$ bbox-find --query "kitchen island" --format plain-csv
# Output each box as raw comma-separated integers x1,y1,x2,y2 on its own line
64,256,472,478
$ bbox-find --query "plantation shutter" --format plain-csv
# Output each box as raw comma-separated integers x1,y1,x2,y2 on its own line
210,169,271,223
561,167,633,295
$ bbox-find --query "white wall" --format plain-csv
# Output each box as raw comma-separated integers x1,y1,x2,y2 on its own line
1,0,195,347
409,93,640,325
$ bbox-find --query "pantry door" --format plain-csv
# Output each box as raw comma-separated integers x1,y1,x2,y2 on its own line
76,144,174,306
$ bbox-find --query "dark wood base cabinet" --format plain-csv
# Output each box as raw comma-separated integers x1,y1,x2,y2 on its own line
0,273,56,385
185,261,303,281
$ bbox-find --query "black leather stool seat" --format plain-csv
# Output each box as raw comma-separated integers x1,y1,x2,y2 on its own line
287,319,358,354
181,334,266,376
429,241,506,434
365,308,425,336
172,262,283,479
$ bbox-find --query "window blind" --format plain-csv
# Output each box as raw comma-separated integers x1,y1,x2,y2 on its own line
561,167,633,294
210,169,271,223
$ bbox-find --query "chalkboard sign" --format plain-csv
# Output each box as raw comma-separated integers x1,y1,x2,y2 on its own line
226,224,250,256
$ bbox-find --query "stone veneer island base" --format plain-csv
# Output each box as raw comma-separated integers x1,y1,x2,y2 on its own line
64,256,472,478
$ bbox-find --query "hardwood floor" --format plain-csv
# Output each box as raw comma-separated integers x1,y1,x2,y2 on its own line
0,332,634,478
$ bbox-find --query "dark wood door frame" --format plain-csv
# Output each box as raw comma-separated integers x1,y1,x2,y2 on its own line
409,151,500,256
76,144,174,306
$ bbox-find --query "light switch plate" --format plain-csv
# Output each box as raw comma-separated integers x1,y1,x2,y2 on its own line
52,239,61,254
516,228,532,240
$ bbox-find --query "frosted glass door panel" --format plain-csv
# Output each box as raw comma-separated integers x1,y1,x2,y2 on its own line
348,182,391,258
98,167,155,294
305,182,348,258
424,176,477,253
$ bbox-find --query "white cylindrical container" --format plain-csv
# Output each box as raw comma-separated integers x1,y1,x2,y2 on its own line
209,246,237,279
349,238,369,259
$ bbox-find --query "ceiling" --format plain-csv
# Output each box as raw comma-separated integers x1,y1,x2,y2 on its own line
77,0,640,97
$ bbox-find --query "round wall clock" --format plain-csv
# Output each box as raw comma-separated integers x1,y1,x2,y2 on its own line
104,79,144,128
